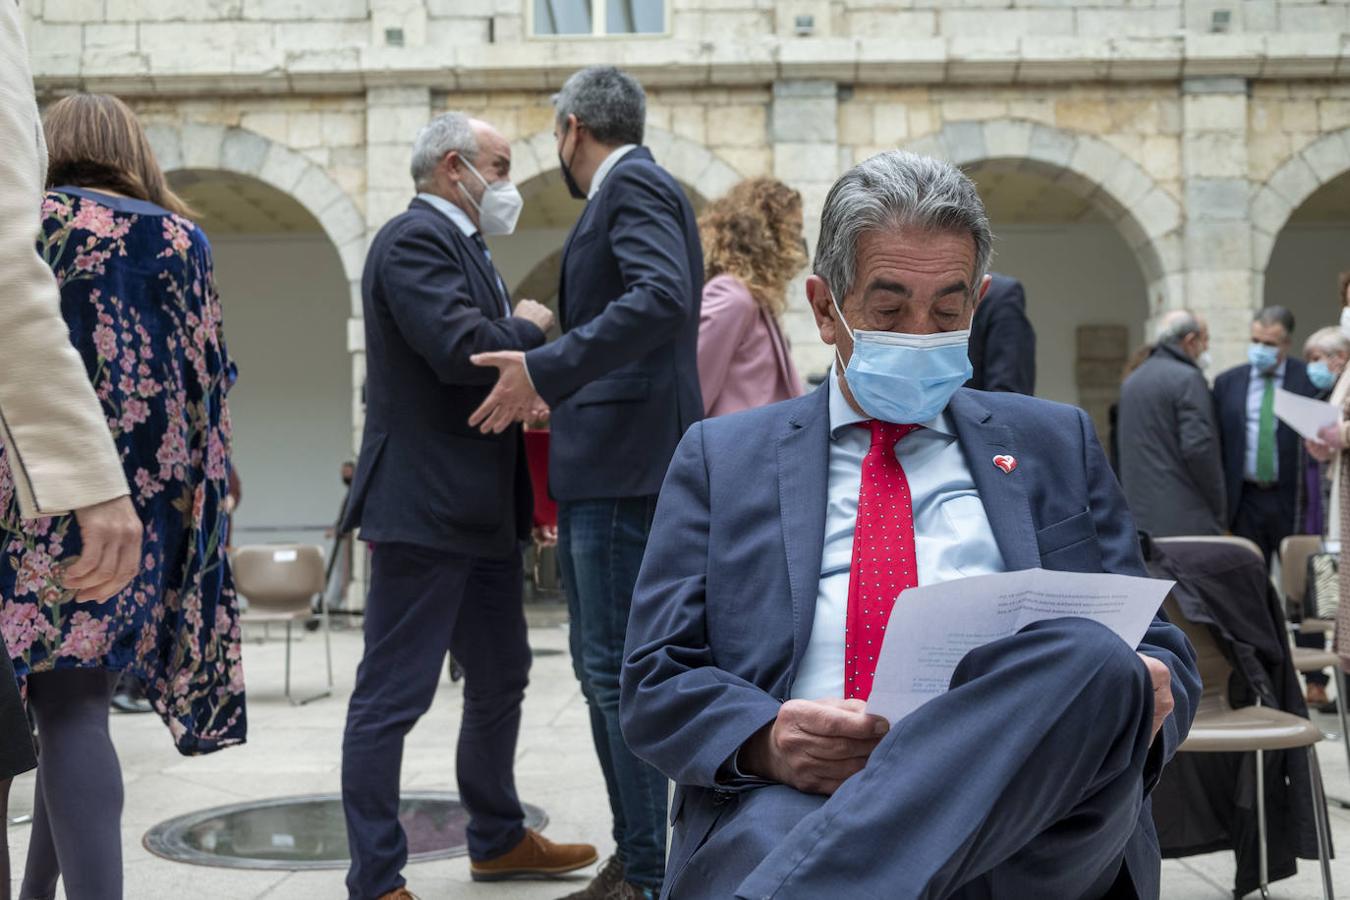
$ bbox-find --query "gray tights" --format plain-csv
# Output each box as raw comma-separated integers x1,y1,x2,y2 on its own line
18,669,123,900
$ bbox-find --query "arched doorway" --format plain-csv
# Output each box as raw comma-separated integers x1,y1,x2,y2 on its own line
963,158,1151,431
1261,169,1350,346
168,169,353,547
907,120,1179,436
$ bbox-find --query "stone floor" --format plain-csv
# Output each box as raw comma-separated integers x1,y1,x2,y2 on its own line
6,613,1350,899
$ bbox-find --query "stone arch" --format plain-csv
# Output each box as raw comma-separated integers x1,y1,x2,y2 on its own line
904,120,1183,313
509,125,745,203
142,121,367,313
1249,127,1350,303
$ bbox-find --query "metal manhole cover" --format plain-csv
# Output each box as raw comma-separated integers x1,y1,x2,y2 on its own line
143,792,547,870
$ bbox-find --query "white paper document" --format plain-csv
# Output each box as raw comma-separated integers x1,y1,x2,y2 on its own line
1273,388,1340,442
865,568,1176,724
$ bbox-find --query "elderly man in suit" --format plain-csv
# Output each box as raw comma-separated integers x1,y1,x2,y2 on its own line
471,67,703,900
339,112,596,900
620,151,1200,900
1118,310,1226,537
1213,306,1319,563
965,273,1035,395
0,7,144,895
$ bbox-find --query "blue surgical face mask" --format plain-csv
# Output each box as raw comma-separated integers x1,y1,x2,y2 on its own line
832,293,973,424
1248,342,1280,373
1308,360,1338,391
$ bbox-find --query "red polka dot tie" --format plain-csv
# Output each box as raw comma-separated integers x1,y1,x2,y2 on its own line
845,420,921,701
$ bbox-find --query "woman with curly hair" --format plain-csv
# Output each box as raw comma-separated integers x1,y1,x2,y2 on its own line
696,177,806,416
0,93,245,899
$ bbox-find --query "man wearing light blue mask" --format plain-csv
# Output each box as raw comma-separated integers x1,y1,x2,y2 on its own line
1213,305,1319,563
620,150,1199,900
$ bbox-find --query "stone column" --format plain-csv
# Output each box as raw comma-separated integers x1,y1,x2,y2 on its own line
772,79,838,380
1180,76,1253,370
347,86,431,610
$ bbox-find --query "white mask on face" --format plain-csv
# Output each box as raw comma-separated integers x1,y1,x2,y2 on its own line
1196,350,1212,372
1340,306,1350,339
459,158,524,236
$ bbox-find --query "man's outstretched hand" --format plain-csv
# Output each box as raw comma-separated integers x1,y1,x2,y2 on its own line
739,698,890,796
1138,652,1174,741
469,351,548,433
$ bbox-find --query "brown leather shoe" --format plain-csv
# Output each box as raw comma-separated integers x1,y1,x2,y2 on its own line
470,828,599,882
376,889,418,900
558,853,624,899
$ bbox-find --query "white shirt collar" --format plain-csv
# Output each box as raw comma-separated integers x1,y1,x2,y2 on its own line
417,191,477,238
826,364,954,439
587,144,638,200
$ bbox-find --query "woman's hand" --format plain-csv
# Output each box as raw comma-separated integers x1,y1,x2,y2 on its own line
1307,437,1335,463
1317,423,1347,451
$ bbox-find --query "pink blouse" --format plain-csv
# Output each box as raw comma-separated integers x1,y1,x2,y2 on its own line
697,274,804,417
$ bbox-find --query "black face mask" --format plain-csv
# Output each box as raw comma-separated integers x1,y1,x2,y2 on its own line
558,124,587,201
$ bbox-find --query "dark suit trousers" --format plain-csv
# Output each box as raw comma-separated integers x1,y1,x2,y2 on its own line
1231,483,1289,565
670,619,1156,900
342,542,531,899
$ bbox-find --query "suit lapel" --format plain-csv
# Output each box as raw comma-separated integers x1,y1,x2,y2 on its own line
557,201,596,324
455,229,507,317
778,386,830,678
948,391,1041,571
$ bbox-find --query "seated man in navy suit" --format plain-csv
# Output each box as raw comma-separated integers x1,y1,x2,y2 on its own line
620,151,1201,900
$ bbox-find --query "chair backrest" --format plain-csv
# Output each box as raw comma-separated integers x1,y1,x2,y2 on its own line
1279,534,1323,609
1162,593,1231,711
1155,534,1264,562
231,544,325,614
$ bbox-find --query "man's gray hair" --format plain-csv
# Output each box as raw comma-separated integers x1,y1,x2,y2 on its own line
1154,310,1202,346
410,111,477,190
553,66,646,147
1254,304,1296,336
1306,325,1350,359
813,151,992,303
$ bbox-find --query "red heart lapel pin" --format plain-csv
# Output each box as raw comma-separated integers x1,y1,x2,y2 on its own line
993,454,1017,474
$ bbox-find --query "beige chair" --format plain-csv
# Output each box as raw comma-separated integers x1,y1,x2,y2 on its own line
1282,534,1338,640
1161,592,1334,900
232,543,333,705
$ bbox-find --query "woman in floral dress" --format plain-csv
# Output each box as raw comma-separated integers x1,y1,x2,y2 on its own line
0,94,246,899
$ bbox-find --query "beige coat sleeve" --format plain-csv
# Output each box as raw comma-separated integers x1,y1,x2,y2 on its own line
0,3,128,519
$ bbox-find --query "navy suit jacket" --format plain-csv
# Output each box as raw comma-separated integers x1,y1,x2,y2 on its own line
525,147,703,502
620,385,1200,897
341,198,546,558
1212,358,1317,531
966,273,1035,395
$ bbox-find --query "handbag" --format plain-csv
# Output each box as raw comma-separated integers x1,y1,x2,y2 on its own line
1307,551,1340,620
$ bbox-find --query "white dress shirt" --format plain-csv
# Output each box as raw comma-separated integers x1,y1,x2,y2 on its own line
587,144,637,200
789,373,1008,701
1243,358,1286,481
416,191,509,316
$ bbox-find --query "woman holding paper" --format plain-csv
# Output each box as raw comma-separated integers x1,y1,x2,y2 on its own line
1303,272,1350,671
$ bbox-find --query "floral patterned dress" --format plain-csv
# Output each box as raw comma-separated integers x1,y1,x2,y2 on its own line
0,187,246,754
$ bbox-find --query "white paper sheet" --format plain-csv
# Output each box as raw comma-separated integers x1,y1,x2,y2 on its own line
1273,388,1340,442
865,568,1175,724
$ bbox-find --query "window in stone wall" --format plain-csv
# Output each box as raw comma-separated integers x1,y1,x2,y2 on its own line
532,0,666,35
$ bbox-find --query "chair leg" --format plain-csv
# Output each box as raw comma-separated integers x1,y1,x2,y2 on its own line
322,588,334,689
1257,747,1270,900
1307,745,1336,900
284,620,294,705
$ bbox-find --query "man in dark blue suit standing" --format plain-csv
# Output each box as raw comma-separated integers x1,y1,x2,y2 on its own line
620,151,1199,899
339,112,596,900
965,273,1035,395
471,67,703,900
1212,306,1319,563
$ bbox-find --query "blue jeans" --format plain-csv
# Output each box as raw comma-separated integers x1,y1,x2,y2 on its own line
558,497,667,892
